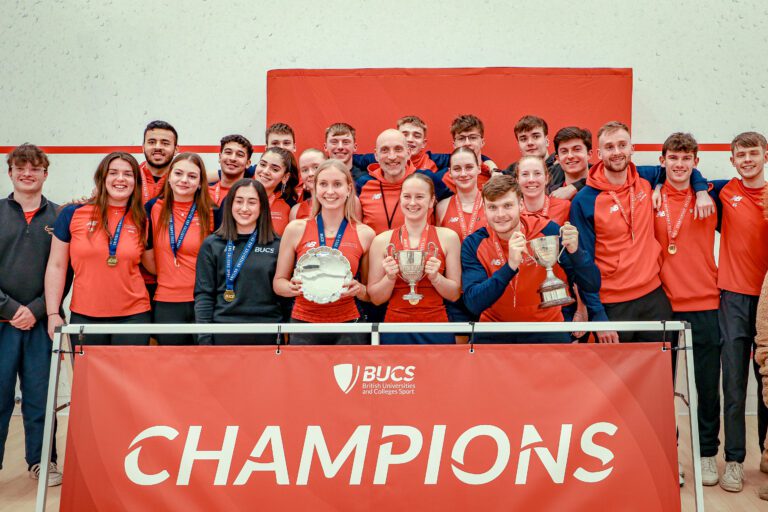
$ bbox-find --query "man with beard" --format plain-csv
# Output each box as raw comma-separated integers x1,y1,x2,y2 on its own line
208,134,253,208
139,120,178,204
461,175,600,343
569,121,711,343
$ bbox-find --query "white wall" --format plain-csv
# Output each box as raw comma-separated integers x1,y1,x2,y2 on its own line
2,0,766,200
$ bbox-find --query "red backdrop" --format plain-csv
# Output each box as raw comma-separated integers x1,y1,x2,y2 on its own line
266,67,633,166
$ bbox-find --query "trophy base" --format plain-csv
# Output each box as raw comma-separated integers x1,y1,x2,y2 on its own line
538,284,575,309
402,292,423,305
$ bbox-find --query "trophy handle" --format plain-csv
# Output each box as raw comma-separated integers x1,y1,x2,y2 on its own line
425,241,438,260
386,243,397,260
556,225,569,263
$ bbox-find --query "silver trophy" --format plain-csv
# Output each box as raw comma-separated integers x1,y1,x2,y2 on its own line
528,235,575,309
386,242,437,305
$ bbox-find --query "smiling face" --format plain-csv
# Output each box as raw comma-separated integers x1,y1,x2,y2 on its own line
231,185,260,231
143,128,177,169
597,128,633,174
399,122,428,156
9,161,47,195
255,151,288,194
556,137,591,177
660,150,698,189
730,144,767,182
168,159,202,202
219,141,250,179
105,158,136,204
375,129,409,181
315,166,351,211
516,158,547,202
299,151,325,192
324,133,356,165
449,151,480,193
399,176,434,222
484,190,521,237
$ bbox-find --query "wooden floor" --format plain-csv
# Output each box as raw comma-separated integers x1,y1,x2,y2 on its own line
1,415,766,511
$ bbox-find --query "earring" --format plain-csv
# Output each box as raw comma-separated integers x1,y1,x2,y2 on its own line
280,181,287,195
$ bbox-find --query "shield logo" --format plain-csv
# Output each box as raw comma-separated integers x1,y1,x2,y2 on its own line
333,364,360,394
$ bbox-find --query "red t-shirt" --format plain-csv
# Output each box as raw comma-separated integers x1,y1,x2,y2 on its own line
438,193,487,241
521,196,571,226
384,226,448,323
473,216,564,322
139,162,167,205
291,218,363,323
718,179,768,295
270,195,291,236
654,182,719,311
54,204,150,317
208,181,231,208
149,199,208,303
23,208,39,224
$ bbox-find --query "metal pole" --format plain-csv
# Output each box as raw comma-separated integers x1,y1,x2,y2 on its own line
35,328,64,512
682,324,705,511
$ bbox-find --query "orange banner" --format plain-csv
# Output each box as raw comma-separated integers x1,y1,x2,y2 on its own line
61,344,679,511
266,67,633,167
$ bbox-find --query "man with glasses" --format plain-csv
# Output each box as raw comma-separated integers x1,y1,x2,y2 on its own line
0,144,62,486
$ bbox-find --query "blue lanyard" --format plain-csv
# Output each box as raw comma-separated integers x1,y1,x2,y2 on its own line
108,212,127,258
316,215,348,249
169,203,197,260
225,231,258,292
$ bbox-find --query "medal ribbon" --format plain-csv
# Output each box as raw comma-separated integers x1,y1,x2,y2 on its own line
379,182,400,230
214,182,222,205
169,203,197,261
108,211,128,260
140,163,151,204
398,224,429,251
454,192,483,239
317,215,348,249
662,189,691,246
489,229,521,307
225,231,258,293
608,186,636,241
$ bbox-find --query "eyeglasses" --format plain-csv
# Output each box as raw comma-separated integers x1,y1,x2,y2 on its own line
454,134,482,144
11,166,46,174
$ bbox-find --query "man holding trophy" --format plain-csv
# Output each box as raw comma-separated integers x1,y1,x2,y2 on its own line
461,175,601,343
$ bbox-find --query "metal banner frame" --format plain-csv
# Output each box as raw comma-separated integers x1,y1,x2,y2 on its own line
35,321,702,512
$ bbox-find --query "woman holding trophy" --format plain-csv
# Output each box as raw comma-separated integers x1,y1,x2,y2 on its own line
274,159,375,345
368,173,462,344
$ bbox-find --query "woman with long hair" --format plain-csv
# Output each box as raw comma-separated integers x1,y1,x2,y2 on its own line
274,159,375,344
289,148,325,221
144,152,214,345
45,152,152,345
194,178,285,345
367,173,462,344
253,146,298,235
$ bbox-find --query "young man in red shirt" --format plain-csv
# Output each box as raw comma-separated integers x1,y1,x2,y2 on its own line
652,133,722,486
139,120,178,204
569,121,713,343
208,135,253,208
712,131,768,492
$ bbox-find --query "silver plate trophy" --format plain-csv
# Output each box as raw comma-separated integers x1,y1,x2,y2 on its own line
294,246,353,304
386,242,437,305
528,234,575,309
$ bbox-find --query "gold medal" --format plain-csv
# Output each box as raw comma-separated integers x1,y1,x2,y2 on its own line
223,290,236,302
107,255,118,266
668,244,677,255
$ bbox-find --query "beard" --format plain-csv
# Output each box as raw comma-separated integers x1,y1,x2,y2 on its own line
144,151,174,170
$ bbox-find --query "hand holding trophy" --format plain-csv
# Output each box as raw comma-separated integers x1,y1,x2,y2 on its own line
386,241,437,305
528,223,577,308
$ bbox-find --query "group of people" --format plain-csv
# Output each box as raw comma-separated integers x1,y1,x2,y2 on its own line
1,114,767,499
